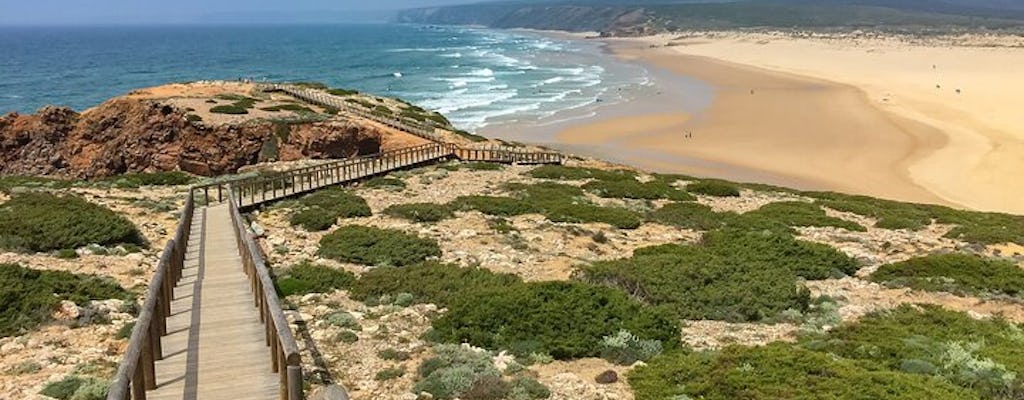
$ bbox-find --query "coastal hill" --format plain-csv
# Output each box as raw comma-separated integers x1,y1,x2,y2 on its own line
397,0,1024,35
2,83,1024,399
0,81,472,179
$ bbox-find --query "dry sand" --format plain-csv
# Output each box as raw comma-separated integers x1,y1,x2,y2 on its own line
556,32,1024,214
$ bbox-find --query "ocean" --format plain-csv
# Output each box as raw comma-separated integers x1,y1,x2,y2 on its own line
0,23,652,131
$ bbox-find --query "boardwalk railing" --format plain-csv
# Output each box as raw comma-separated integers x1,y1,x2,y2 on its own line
191,143,454,208
262,84,441,142
191,142,562,209
227,189,303,400
107,195,194,400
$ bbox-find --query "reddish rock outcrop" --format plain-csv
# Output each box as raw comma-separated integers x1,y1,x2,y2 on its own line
0,98,383,178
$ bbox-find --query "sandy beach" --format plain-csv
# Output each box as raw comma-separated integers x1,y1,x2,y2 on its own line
549,32,1024,214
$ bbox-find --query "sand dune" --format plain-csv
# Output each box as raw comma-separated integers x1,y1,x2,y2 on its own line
557,33,1024,214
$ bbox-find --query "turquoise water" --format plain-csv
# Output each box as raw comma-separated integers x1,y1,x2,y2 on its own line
0,23,652,131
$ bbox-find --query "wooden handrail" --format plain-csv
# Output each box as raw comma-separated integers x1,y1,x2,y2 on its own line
262,84,441,142
107,195,194,400
226,188,303,400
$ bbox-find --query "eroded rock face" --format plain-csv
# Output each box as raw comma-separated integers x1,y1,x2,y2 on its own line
0,98,384,178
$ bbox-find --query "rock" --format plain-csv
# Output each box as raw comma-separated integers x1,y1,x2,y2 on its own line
308,384,350,400
595,370,618,384
251,222,266,237
52,300,81,321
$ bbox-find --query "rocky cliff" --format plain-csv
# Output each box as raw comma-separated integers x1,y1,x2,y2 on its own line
0,98,383,178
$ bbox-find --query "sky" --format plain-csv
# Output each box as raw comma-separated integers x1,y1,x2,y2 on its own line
0,0,487,25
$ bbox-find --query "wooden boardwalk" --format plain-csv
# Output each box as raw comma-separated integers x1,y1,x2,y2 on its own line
147,205,278,400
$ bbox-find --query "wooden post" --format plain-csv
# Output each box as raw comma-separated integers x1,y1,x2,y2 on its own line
132,362,147,400
287,365,303,400
142,334,156,390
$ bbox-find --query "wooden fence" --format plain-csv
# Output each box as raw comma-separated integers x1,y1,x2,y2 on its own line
106,195,194,400
227,190,303,400
261,84,440,142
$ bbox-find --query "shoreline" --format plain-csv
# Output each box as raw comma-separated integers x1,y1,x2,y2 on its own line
485,30,1024,214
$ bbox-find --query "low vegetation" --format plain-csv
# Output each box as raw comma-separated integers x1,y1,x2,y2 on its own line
811,192,1024,244
631,305,1024,399
259,103,315,113
685,180,741,197
0,193,144,252
100,171,195,188
870,253,1024,298
701,229,860,279
287,187,371,231
384,203,455,223
362,176,407,190
648,202,725,230
629,343,977,400
745,201,866,231
317,225,441,266
350,262,520,307
1,264,131,337
273,261,356,297
809,305,1024,399
209,93,257,115
579,242,811,322
582,179,695,201
430,280,680,359
527,165,635,181
452,182,644,229
0,176,75,193
40,375,111,400
413,344,550,400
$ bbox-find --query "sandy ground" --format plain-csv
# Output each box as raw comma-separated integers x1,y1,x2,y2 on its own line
556,32,1024,214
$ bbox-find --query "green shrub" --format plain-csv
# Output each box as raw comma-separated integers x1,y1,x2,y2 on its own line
527,165,635,181
811,192,1024,244
807,304,1024,399
318,225,441,266
260,104,314,113
1,264,131,337
103,171,195,188
385,203,455,223
379,348,411,361
327,88,359,96
508,376,550,400
325,311,361,331
335,330,359,343
702,229,860,279
67,378,109,400
453,130,489,142
185,114,202,122
600,330,664,365
0,176,75,193
351,263,519,307
504,182,643,229
582,179,695,201
40,375,87,400
362,177,407,190
686,180,741,197
375,367,406,381
745,201,866,231
579,244,810,322
414,344,502,399
452,196,538,217
209,104,248,114
0,193,143,253
288,187,371,231
431,281,680,359
274,261,356,297
628,343,978,400
648,202,727,230
871,253,1024,298
56,249,79,259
